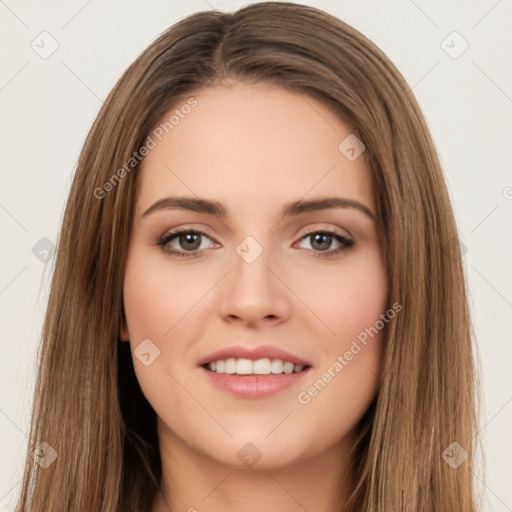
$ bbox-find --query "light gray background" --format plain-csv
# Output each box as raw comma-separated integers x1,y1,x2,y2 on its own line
1,1,511,510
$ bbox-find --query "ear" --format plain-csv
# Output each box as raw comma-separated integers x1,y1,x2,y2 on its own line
120,323,129,342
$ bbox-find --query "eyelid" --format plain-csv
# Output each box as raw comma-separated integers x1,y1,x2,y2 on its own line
298,224,352,240
158,224,218,241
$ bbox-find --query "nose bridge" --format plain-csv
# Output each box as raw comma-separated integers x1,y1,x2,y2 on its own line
230,232,276,293
217,231,291,324
235,234,266,266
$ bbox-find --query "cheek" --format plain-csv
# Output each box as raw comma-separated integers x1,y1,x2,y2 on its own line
122,248,206,342
293,250,387,416
122,251,199,417
299,249,388,344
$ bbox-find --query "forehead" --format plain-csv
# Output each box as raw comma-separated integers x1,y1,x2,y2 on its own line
135,82,375,218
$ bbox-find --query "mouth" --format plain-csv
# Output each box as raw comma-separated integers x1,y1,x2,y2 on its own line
197,344,313,398
199,356,313,399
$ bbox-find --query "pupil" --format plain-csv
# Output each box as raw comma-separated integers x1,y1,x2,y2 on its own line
312,233,331,251
181,233,201,250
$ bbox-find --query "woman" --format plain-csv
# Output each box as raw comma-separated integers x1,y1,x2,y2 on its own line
15,2,480,511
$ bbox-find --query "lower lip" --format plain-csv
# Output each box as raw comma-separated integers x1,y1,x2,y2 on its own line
200,366,312,399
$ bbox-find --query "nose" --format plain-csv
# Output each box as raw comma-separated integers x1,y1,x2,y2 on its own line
217,241,292,328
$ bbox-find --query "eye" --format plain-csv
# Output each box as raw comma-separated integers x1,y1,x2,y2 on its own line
296,229,355,258
157,229,215,257
156,228,355,259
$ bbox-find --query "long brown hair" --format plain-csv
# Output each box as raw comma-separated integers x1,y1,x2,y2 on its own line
14,2,481,510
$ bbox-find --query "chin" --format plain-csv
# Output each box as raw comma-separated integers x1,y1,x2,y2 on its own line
203,433,311,471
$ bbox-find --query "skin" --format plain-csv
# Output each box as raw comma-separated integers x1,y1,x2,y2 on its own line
120,82,388,512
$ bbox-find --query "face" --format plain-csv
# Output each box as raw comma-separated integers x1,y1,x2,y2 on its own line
121,82,388,470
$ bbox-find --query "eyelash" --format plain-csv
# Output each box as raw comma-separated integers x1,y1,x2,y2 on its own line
155,228,355,259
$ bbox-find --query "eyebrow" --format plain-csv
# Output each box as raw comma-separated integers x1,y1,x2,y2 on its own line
141,196,376,221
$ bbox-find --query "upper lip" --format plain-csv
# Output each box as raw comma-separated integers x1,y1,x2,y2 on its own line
197,344,312,367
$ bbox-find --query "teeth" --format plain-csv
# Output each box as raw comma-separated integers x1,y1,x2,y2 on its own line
225,358,236,374
207,357,306,375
